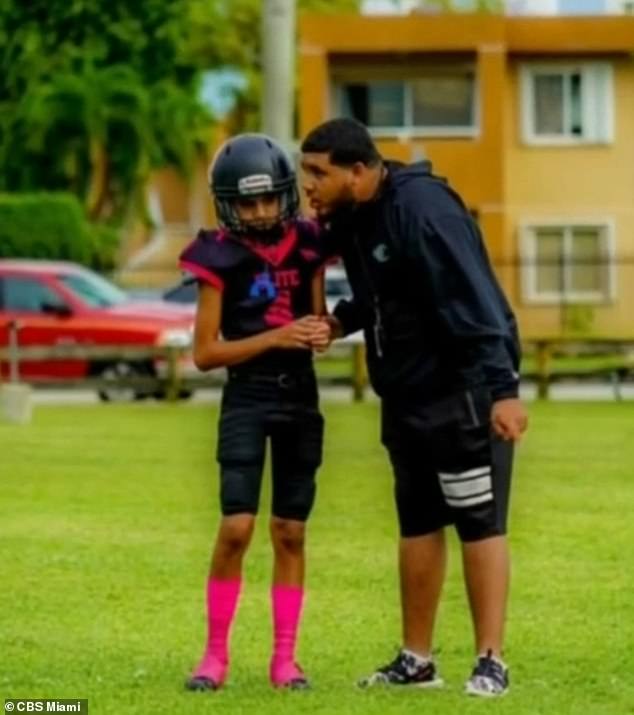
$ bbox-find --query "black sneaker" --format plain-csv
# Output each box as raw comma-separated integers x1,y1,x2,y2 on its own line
465,650,509,697
358,650,443,688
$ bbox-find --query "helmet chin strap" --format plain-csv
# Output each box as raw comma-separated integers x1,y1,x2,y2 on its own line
240,221,286,244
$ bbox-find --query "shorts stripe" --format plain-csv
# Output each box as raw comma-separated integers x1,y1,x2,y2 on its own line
438,465,493,509
440,474,492,499
438,465,491,481
445,491,494,508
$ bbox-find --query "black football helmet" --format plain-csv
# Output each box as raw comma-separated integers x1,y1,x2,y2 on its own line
209,133,299,237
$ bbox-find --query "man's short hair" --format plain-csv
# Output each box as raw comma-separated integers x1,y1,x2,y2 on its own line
301,118,381,167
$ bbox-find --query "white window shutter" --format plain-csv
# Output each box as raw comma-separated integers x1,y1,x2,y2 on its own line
583,63,614,143
519,65,534,143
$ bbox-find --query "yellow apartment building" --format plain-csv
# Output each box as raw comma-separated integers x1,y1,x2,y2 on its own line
299,13,634,337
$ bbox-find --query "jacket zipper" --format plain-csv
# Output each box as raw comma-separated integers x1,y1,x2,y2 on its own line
465,390,480,427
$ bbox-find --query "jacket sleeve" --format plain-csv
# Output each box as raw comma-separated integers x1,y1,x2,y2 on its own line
333,298,365,337
399,206,520,401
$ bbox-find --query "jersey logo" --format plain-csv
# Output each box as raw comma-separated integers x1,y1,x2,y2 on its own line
372,243,390,263
249,272,277,299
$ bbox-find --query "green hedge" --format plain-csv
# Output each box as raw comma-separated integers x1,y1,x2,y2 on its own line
87,223,120,271
0,193,120,269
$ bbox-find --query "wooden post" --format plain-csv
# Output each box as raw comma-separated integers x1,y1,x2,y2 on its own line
535,340,551,400
8,320,20,382
351,343,367,402
165,347,181,403
1,320,33,424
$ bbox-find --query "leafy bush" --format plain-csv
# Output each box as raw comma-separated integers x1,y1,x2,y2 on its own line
0,192,121,269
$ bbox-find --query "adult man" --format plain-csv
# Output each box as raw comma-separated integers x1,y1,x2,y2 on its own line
180,134,330,691
301,118,528,697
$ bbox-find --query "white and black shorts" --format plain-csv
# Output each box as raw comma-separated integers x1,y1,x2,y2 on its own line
381,387,514,542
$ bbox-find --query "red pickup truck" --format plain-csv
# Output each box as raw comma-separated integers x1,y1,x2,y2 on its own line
0,260,195,400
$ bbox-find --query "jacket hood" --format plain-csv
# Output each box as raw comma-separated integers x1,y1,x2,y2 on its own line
386,160,434,186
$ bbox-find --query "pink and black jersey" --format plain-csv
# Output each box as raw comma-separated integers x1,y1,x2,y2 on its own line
179,219,332,372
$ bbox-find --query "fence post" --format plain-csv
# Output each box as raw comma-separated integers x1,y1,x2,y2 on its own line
535,340,551,400
8,319,20,382
165,346,181,402
1,320,33,424
351,342,367,402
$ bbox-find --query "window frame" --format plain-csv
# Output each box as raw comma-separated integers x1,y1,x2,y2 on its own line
519,219,616,305
519,62,614,146
335,73,480,139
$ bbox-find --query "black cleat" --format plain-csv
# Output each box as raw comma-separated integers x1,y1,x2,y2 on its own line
185,675,221,692
272,662,311,690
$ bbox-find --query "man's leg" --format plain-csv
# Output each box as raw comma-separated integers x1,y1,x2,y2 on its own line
437,398,514,697
400,529,447,657
359,404,450,688
462,534,509,658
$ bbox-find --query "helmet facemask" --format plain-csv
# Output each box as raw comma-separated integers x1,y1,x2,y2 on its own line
214,182,299,243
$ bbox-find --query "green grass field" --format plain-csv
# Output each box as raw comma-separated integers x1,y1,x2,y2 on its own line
2,400,634,715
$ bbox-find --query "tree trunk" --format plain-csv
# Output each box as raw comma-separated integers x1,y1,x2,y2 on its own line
86,139,109,220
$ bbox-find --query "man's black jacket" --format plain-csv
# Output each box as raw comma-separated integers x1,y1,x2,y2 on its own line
330,161,521,403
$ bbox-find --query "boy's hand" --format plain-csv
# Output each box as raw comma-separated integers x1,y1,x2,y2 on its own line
272,316,322,349
309,318,332,353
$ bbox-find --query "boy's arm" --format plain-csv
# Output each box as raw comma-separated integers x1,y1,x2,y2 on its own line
193,283,317,371
311,269,327,316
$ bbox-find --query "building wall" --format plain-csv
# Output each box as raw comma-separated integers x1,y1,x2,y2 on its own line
300,13,634,337
504,57,634,335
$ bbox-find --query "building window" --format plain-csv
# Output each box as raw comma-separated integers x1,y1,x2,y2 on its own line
521,223,615,303
337,70,477,137
520,63,613,144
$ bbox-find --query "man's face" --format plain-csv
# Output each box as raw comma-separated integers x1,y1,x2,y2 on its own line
233,193,281,232
300,152,356,220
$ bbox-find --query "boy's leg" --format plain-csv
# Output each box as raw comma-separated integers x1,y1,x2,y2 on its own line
188,515,252,690
187,389,267,691
270,518,308,688
267,397,323,688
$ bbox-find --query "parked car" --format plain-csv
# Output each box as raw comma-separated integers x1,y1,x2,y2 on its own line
0,260,194,400
163,277,197,305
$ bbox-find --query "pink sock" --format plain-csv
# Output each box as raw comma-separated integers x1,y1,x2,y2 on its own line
192,577,241,686
270,584,305,685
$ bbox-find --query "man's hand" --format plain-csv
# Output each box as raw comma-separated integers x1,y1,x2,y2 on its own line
271,316,322,349
309,318,332,353
491,398,528,442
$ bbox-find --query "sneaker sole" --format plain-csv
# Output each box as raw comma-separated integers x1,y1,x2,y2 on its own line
358,677,445,690
465,682,508,697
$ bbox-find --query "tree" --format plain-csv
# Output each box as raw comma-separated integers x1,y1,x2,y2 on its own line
185,0,361,133
0,0,210,223
0,0,361,225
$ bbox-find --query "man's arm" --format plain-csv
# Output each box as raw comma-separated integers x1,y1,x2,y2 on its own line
400,207,527,439
331,298,365,338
